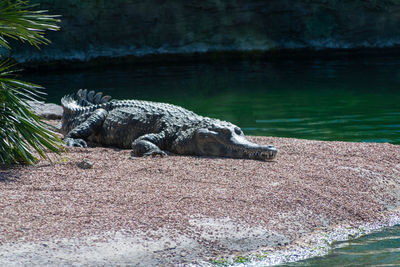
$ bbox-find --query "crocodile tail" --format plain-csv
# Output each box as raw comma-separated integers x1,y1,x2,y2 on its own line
61,89,112,109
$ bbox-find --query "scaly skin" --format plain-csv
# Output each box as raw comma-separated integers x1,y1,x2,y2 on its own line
61,89,277,160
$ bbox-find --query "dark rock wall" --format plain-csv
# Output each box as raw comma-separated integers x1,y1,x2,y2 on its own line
8,0,400,62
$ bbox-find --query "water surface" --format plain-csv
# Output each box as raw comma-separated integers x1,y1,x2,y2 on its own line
281,225,400,266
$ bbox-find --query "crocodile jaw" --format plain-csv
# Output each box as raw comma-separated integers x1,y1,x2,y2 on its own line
221,134,277,160
191,128,278,161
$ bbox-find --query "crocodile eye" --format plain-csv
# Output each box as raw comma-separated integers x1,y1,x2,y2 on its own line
234,127,242,135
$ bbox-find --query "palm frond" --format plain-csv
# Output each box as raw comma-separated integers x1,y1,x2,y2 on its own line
0,59,63,165
0,0,60,50
0,1,63,165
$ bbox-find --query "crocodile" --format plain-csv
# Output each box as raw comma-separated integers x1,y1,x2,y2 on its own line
61,89,277,160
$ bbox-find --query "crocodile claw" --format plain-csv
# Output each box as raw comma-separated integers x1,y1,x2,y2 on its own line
65,138,88,148
143,150,167,157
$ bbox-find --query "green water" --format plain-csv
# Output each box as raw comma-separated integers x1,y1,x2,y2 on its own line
26,58,400,144
281,225,400,266
24,57,400,265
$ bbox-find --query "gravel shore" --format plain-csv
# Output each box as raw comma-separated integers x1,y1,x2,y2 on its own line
1,136,400,266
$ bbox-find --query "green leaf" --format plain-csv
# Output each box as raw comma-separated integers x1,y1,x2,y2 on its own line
0,60,64,165
0,0,60,51
0,2,63,165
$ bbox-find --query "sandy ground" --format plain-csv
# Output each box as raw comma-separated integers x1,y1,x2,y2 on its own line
1,136,400,266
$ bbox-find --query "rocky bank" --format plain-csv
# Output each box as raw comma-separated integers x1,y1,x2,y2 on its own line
7,0,400,63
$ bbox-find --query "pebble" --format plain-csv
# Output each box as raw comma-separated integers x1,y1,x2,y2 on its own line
77,159,94,169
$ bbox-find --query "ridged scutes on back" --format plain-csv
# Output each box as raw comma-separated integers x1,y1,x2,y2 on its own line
61,89,112,111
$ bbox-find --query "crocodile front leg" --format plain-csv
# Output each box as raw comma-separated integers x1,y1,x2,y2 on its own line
65,109,108,147
131,132,167,157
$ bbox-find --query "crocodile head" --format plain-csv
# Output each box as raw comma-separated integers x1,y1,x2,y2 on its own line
174,124,277,161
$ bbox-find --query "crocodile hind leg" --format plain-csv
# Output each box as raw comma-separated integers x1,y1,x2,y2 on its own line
65,109,108,147
131,132,167,157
